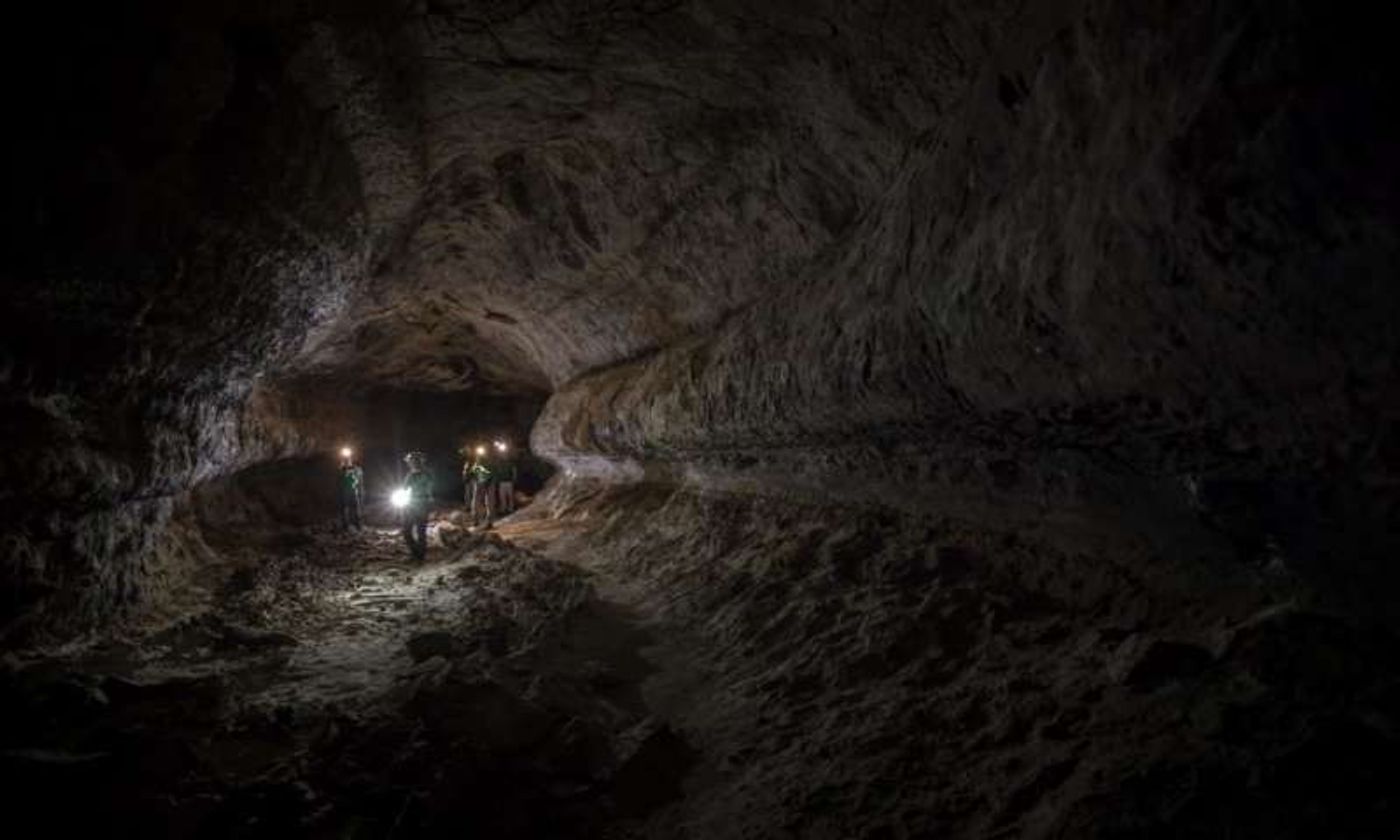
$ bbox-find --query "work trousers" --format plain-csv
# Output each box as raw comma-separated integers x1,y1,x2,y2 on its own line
339,488,362,529
471,481,496,524
497,481,515,514
401,514,428,560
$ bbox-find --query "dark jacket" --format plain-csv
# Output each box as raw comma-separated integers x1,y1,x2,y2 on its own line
404,468,433,513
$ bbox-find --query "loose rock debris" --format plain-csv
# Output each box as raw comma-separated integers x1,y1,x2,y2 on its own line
0,523,693,837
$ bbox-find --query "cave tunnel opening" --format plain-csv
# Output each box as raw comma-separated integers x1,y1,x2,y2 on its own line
348,385,555,512
192,381,556,537
4,0,1400,836
162,364,556,550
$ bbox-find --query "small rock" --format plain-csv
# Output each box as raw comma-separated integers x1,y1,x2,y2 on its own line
102,674,230,721
933,546,979,584
408,677,553,750
406,631,460,663
218,622,298,649
610,722,699,817
1115,638,1214,691
0,748,110,765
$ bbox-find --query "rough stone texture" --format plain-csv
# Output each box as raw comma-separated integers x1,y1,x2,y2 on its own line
297,0,1009,391
3,3,373,638
531,0,1400,621
3,0,1399,835
510,481,1399,838
10,0,1394,634
0,529,645,836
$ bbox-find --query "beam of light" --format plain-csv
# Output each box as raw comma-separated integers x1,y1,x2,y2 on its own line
391,488,411,508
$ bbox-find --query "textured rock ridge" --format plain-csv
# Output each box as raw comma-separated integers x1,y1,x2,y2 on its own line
533,0,1400,619
507,481,1400,838
2,0,1398,834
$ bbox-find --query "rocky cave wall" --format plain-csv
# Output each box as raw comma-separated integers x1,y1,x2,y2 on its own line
189,384,547,542
3,3,376,641
2,0,1005,640
5,0,1398,647
533,0,1400,620
3,0,1399,833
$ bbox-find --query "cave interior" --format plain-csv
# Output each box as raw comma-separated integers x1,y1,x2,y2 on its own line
2,0,1399,837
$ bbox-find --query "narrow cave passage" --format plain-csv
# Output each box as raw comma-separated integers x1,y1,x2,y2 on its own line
4,0,1400,837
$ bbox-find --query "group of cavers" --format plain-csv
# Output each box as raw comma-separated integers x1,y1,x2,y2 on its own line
334,440,521,561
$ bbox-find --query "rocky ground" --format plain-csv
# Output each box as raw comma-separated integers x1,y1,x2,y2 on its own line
504,482,1400,839
4,1,1397,837
0,515,704,837
3,488,1399,838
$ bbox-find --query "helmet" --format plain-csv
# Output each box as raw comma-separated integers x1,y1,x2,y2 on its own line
404,451,426,467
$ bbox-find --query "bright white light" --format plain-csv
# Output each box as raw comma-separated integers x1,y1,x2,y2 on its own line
340,446,353,459
391,488,411,508
475,446,486,456
494,440,508,452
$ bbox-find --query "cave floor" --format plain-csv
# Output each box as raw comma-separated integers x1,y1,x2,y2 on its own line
0,514,701,837
5,497,1398,838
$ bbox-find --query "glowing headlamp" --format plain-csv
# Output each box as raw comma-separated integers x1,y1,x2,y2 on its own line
391,488,411,509
340,446,353,459
493,440,508,452
475,445,486,456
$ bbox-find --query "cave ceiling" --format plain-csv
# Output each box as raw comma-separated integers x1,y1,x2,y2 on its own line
286,0,1017,393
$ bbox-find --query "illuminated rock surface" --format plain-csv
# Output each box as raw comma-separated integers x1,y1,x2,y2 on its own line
2,0,1397,835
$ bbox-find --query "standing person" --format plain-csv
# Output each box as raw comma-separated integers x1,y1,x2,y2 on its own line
469,445,496,527
338,447,364,530
494,439,518,515
460,446,477,514
400,451,433,561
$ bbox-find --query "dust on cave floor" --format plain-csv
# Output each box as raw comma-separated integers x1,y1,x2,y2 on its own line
496,485,1400,839
0,512,700,837
5,494,1399,838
